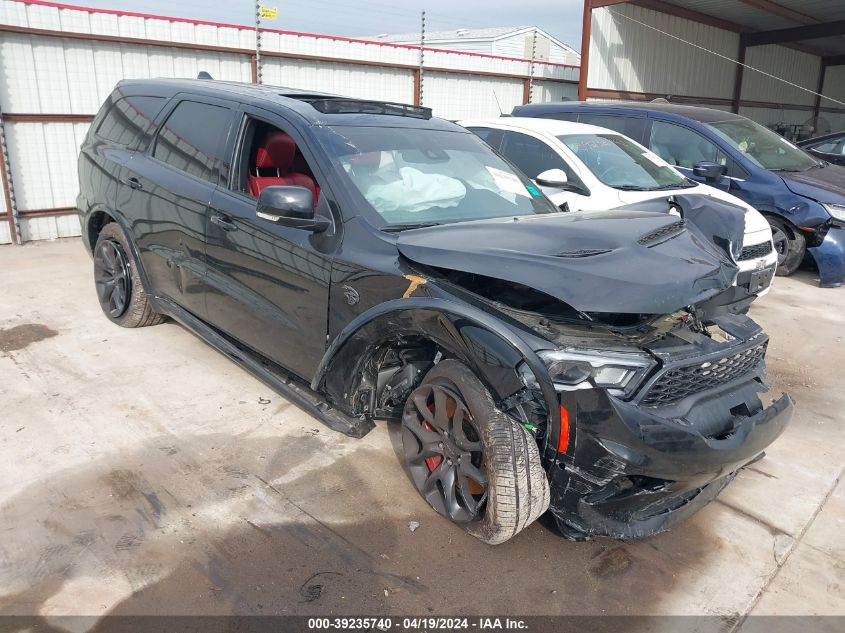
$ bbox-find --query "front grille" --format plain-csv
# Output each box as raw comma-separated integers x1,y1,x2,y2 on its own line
739,241,773,261
638,221,685,246
640,341,768,407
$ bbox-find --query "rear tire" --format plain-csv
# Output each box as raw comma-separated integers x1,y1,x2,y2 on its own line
768,217,805,277
401,359,550,545
93,222,164,328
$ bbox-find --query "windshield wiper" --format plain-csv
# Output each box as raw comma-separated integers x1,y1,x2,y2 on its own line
615,183,692,191
381,222,442,232
649,182,696,190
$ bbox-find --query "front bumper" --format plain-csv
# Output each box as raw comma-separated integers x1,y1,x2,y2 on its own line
548,366,793,539
808,226,845,288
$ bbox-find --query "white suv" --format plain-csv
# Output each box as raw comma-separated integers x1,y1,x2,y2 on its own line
460,117,777,295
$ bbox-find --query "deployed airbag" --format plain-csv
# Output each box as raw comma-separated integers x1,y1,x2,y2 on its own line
365,166,466,214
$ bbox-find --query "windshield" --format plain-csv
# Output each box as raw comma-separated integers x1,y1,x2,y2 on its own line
315,126,556,227
708,119,819,171
558,133,693,191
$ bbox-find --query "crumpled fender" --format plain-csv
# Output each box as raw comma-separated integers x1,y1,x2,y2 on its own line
311,296,560,433
808,226,845,288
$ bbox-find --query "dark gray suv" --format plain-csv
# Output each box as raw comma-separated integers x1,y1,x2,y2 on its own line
77,79,792,543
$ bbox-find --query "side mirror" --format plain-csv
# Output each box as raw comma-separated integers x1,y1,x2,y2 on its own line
256,186,330,232
693,161,727,183
535,168,591,197
535,168,569,187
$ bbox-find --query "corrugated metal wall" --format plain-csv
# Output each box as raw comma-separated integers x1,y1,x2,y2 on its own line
589,4,738,100
587,4,842,133
821,65,845,132
741,45,820,107
0,0,578,244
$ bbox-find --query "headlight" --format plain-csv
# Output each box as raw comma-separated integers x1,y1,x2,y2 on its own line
538,348,655,398
823,204,845,223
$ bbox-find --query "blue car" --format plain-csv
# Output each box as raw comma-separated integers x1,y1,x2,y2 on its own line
512,101,845,288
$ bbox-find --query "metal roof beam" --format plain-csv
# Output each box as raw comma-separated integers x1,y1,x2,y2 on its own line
633,0,749,33
736,0,817,25
744,20,845,46
592,0,832,57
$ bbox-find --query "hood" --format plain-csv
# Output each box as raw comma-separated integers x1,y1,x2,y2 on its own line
781,164,845,205
397,206,740,315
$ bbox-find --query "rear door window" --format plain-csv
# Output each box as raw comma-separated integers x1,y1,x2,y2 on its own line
537,111,578,123
96,96,167,147
152,100,232,184
648,120,745,178
499,130,575,180
577,114,645,143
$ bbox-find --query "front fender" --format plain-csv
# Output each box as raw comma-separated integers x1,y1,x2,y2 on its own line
312,297,560,440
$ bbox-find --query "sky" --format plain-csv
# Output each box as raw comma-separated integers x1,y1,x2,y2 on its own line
68,0,585,48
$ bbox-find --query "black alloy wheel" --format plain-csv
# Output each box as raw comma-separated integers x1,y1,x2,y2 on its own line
402,382,488,523
94,239,131,318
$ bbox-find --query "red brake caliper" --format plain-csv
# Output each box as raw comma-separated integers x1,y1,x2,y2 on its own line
423,403,443,472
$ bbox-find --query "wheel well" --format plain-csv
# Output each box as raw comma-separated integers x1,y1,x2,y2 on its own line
761,213,796,238
362,337,547,429
361,337,441,421
87,211,114,249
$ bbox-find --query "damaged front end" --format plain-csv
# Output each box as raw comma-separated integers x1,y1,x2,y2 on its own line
539,314,793,539
315,205,793,539
465,287,794,538
390,208,793,539
485,302,794,540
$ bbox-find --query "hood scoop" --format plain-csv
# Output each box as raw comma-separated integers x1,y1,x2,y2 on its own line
638,221,686,246
556,248,612,258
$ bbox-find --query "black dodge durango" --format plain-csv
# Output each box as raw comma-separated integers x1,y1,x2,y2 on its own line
77,78,793,543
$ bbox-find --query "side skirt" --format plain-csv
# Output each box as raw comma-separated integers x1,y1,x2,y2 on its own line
155,297,375,439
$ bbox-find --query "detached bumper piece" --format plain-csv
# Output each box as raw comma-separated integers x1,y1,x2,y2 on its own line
549,328,793,538
808,226,845,288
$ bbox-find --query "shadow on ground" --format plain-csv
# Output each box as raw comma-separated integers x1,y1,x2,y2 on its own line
0,419,727,625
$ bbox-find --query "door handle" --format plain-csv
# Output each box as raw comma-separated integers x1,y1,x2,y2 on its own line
210,213,238,232
123,177,143,190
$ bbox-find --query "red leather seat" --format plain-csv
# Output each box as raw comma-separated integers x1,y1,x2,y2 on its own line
248,131,319,205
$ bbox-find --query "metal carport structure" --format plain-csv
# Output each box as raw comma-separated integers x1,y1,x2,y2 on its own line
578,1,845,131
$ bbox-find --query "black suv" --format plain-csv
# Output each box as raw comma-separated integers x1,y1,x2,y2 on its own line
78,79,793,543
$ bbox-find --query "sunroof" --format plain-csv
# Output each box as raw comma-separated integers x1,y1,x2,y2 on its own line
292,97,432,119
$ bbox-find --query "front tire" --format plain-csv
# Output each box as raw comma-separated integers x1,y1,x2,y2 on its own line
768,217,805,276
93,222,164,328
401,359,550,545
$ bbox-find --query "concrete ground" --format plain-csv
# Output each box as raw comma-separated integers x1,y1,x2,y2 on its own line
0,239,843,624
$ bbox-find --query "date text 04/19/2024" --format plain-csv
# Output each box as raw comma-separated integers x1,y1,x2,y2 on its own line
306,617,529,630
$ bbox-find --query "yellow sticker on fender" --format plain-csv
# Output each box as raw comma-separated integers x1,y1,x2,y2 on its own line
403,275,427,298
